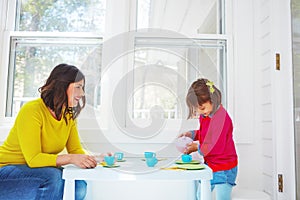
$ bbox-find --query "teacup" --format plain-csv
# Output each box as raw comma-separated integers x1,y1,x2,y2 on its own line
144,151,156,158
114,152,124,161
146,157,158,167
104,155,115,166
181,154,192,163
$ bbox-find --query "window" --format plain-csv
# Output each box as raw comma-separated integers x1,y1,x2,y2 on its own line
16,0,106,33
129,37,226,121
5,0,104,117
125,0,227,125
6,35,102,116
137,0,224,34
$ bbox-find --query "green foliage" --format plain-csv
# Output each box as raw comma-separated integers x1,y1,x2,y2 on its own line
19,0,104,32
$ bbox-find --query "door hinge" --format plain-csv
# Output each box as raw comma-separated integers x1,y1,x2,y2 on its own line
278,174,283,192
276,53,280,70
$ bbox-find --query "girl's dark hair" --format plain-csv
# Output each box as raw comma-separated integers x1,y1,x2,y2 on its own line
186,78,221,119
39,63,86,124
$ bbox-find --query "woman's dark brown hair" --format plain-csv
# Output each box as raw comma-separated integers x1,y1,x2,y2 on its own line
186,78,222,119
39,63,86,124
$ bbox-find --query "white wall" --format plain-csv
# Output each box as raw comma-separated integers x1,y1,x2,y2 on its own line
253,0,275,197
230,0,265,192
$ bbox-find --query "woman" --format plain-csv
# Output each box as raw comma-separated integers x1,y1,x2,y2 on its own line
0,64,100,200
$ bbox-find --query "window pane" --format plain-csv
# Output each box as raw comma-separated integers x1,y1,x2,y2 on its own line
16,0,106,32
137,0,224,34
6,36,102,117
130,38,226,120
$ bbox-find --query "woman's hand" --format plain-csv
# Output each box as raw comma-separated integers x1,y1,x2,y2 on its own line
57,154,97,169
70,154,98,168
184,142,198,154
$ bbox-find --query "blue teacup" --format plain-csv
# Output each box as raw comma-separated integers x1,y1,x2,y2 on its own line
104,156,115,166
144,151,156,158
146,157,158,167
114,152,124,161
181,154,192,163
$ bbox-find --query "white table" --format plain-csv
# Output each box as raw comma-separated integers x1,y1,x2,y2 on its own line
62,157,212,200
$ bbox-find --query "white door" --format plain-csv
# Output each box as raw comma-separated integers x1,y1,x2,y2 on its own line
270,0,296,199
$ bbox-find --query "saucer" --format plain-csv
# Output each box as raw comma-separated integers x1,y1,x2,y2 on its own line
103,164,120,168
175,160,201,164
176,164,205,170
100,162,120,168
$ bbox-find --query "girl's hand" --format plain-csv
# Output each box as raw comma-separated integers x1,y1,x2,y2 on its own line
184,142,198,154
177,131,193,138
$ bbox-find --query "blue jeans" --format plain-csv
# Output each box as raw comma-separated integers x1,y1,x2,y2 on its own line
0,165,87,200
197,166,238,200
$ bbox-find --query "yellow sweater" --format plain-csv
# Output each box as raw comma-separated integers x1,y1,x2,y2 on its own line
0,98,85,168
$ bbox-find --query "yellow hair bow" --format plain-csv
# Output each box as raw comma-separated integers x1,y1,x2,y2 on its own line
206,80,215,94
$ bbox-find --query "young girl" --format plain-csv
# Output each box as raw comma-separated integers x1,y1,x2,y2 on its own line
180,78,238,200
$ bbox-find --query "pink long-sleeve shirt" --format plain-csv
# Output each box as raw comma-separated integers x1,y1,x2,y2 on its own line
194,105,238,172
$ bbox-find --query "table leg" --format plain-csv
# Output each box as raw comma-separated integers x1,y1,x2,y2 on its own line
200,180,212,200
63,179,75,200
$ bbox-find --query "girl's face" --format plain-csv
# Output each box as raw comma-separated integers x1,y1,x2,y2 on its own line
66,79,85,107
196,101,213,117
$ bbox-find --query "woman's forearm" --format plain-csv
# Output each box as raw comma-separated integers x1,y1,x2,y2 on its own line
56,154,73,166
